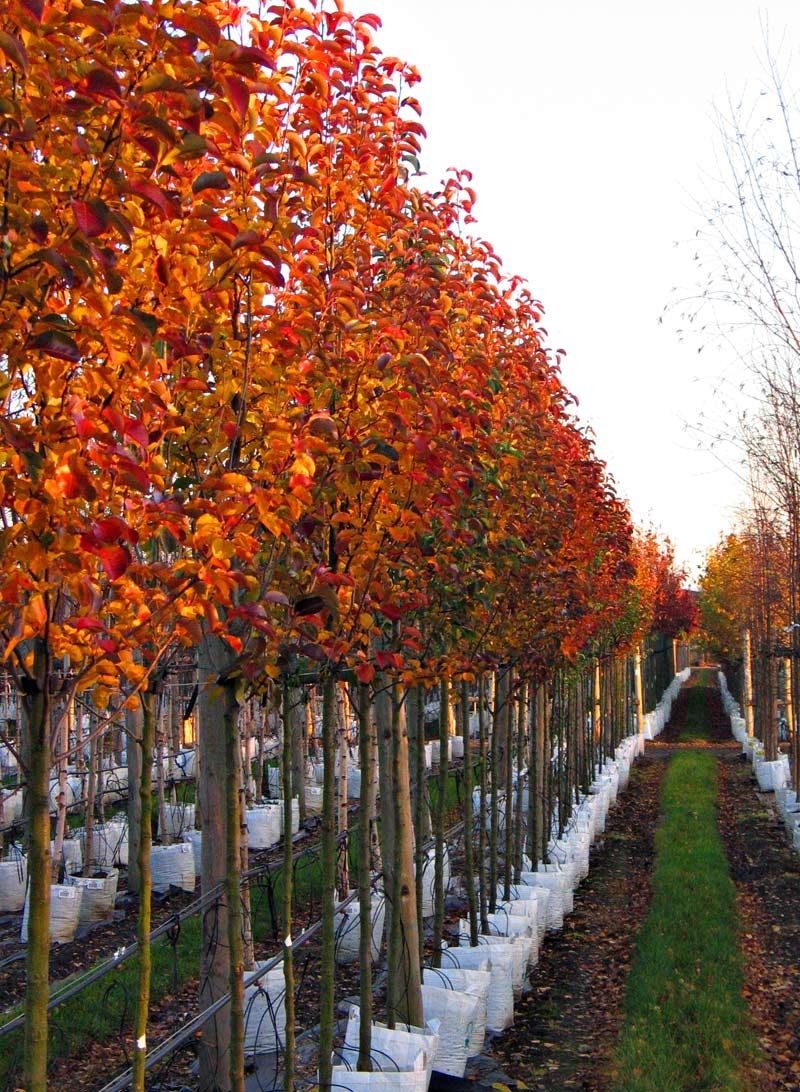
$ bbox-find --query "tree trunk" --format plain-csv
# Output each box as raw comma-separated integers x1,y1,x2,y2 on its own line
743,628,755,739
238,716,254,973
406,684,426,965
461,680,478,945
356,681,373,1070
535,682,548,865
374,677,397,1012
389,680,423,1028
223,673,245,1092
22,638,53,1092
281,680,296,1092
132,686,157,1092
52,696,71,882
126,701,143,896
634,644,645,737
291,687,307,823
489,670,502,912
318,671,337,1092
198,633,243,1092
374,676,423,1026
478,674,488,933
431,676,451,963
156,712,169,845
513,682,527,881
336,683,349,899
503,675,515,892
84,724,98,876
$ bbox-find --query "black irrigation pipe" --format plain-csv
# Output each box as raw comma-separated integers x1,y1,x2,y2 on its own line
0,882,223,1039
0,758,477,1053
0,823,347,1041
95,811,485,1092
94,901,338,1092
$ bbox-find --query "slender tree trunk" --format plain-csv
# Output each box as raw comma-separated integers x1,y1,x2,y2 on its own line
374,677,397,1014
156,712,169,845
367,691,381,874
336,684,349,899
478,675,488,933
593,659,602,768
84,725,98,876
127,701,143,896
513,683,527,881
318,671,337,1092
489,670,502,913
239,718,254,973
406,685,425,966
389,681,423,1028
198,634,243,1092
281,680,296,1092
52,696,71,881
744,628,755,739
634,644,645,737
503,676,515,892
431,676,451,962
291,687,306,823
23,637,53,1092
132,686,157,1092
223,678,245,1092
536,682,548,864
461,680,478,944
356,682,373,1070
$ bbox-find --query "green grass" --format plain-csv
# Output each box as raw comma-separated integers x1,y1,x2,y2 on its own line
611,751,760,1091
677,670,716,742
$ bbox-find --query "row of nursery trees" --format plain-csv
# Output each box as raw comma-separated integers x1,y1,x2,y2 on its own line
701,525,800,789
0,2,697,1090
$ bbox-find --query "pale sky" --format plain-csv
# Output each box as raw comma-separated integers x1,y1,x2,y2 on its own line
362,0,800,579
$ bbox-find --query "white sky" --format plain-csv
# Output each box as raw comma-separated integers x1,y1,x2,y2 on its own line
362,0,800,579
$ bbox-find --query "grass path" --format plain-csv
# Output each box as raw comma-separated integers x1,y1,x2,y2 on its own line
610,673,761,1091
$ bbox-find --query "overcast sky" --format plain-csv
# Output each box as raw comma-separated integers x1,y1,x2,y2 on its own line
362,0,800,578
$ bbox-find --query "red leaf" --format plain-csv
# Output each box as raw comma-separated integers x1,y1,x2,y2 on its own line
20,0,45,21
98,544,131,581
354,661,375,684
85,66,122,101
126,178,171,214
71,198,110,238
30,329,81,362
0,30,30,75
170,10,221,44
378,602,403,621
115,457,150,491
92,516,138,546
123,417,150,449
223,75,250,124
74,617,106,631
75,414,96,440
231,229,262,251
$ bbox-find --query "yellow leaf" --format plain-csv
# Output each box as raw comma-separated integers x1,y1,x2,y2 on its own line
286,131,307,161
211,536,234,560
